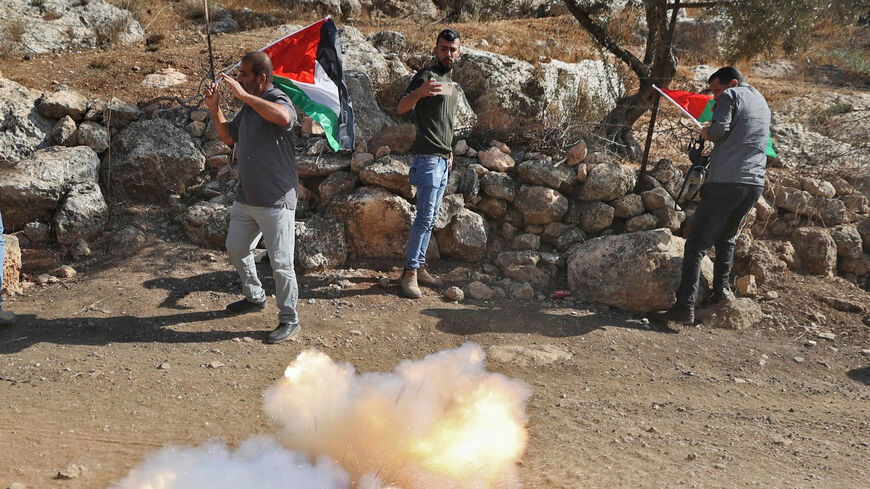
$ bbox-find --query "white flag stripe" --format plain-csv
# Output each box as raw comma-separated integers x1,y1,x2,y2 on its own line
290,61,341,116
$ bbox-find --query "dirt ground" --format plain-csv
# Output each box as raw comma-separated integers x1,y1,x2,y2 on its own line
1,226,869,489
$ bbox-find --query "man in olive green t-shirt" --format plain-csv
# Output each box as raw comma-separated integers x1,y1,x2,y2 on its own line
396,28,461,299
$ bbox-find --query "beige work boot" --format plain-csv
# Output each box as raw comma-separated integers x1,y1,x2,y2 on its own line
417,266,444,287
400,269,422,299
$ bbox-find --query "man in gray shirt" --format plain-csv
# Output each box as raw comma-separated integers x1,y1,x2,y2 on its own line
204,51,300,343
656,66,770,325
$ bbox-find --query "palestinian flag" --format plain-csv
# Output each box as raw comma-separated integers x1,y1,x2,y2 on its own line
659,87,777,158
261,17,354,152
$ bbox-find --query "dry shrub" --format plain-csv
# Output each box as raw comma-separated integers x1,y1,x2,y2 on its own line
42,12,63,21
4,18,26,43
88,57,112,69
95,16,132,46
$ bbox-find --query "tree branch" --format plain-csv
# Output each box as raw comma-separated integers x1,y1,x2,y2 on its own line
564,0,650,79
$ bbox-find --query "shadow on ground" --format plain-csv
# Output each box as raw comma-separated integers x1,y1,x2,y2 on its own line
846,366,870,385
422,303,677,338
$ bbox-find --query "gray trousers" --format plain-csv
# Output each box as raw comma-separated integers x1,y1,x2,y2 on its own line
226,201,299,325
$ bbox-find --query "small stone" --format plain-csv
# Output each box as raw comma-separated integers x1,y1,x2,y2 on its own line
444,286,464,302
56,463,83,479
348,330,363,335
686,452,697,461
763,291,779,300
55,265,77,279
817,332,836,340
862,349,870,356
793,356,805,363
713,463,726,470
377,277,390,288
71,239,92,259
242,337,254,343
804,340,817,347
158,363,170,370
308,298,316,304
8,483,26,489
37,274,56,285
207,361,225,369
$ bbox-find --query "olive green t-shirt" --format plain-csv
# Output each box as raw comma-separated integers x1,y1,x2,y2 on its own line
404,66,459,158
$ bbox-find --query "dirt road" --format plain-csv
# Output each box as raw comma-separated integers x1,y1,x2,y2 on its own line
1,239,868,489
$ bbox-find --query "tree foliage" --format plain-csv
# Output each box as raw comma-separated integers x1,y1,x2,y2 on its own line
562,0,864,159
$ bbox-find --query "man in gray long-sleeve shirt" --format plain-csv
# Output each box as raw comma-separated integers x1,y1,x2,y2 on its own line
656,66,771,325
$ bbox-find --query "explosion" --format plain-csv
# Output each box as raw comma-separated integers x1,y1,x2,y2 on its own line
111,343,531,489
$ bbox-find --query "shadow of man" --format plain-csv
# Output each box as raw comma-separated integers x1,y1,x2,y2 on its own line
0,310,251,354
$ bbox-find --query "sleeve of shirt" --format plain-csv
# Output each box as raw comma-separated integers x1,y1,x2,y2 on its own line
264,88,297,128
403,69,427,97
707,91,734,142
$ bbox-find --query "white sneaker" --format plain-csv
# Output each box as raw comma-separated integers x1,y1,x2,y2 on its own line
0,310,16,325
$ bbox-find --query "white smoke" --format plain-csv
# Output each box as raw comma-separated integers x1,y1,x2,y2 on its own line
111,343,531,489
110,436,351,489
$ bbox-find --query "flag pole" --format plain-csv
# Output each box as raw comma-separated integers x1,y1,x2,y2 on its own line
653,84,704,129
204,0,215,82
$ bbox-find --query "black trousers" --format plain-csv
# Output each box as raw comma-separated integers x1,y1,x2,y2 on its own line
675,183,764,309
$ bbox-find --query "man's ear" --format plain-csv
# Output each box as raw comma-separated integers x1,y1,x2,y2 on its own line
729,79,739,88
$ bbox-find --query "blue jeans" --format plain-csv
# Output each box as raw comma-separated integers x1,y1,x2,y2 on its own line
405,155,448,270
675,183,763,309
0,207,4,310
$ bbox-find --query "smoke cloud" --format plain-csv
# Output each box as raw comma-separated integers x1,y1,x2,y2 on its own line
111,343,531,489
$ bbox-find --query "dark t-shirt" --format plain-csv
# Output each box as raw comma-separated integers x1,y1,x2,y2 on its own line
403,66,459,158
229,86,298,209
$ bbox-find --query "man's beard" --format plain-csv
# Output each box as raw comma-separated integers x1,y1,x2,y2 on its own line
436,57,454,71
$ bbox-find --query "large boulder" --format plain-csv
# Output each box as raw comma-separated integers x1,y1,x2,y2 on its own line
327,186,414,259
111,119,204,202
336,26,409,87
434,193,465,230
359,156,415,199
53,182,108,246
182,203,231,248
0,0,145,55
579,163,636,201
791,227,837,277
369,124,416,155
831,225,863,264
318,171,359,202
453,48,621,127
700,298,763,330
480,171,518,201
435,208,487,262
0,146,100,229
516,158,575,193
567,228,713,312
297,153,351,177
38,90,89,121
345,70,394,141
372,0,439,19
295,215,347,273
514,185,568,225
0,77,52,166
579,201,615,234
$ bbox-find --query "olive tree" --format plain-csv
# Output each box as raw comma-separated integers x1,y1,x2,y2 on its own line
563,0,862,159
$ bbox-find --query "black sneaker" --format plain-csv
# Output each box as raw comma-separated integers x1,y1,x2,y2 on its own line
710,289,736,305
652,307,695,325
266,322,300,344
225,298,266,315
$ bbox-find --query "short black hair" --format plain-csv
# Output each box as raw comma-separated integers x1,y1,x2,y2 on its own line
241,51,273,83
437,28,460,43
708,66,743,85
